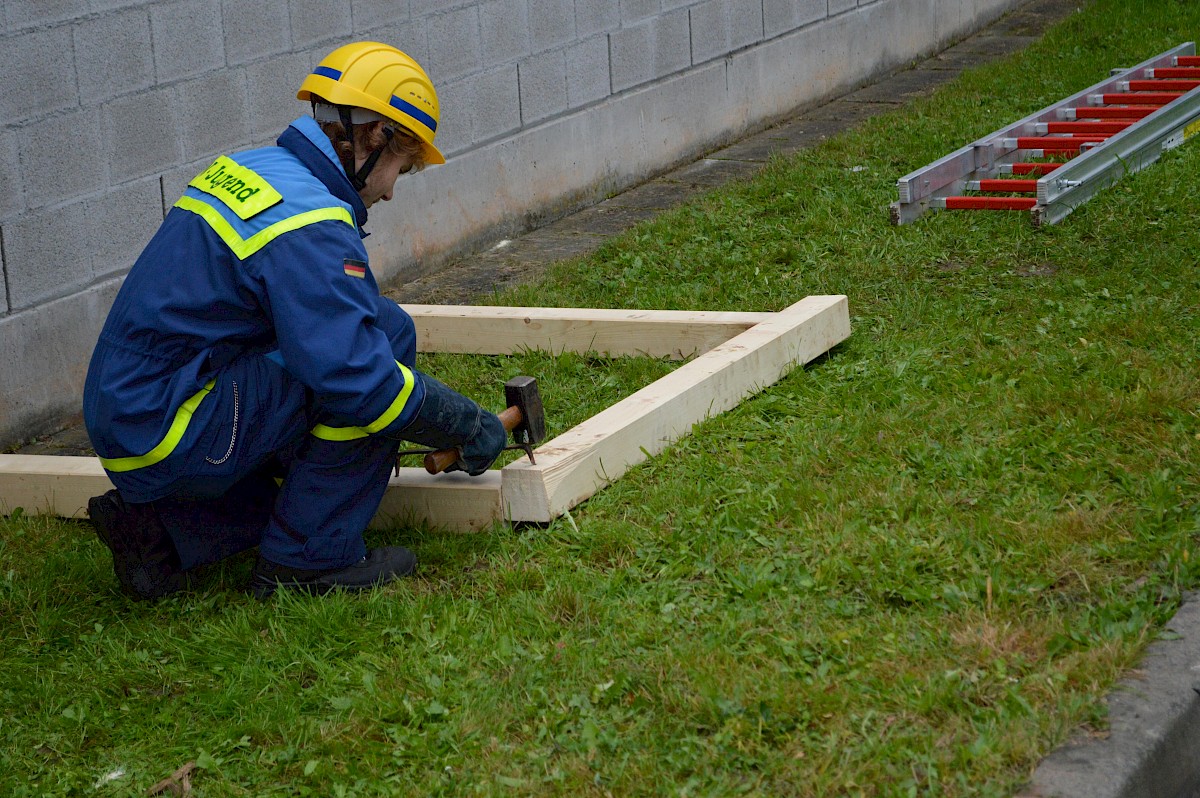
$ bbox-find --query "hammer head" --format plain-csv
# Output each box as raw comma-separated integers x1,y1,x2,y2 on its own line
504,376,546,445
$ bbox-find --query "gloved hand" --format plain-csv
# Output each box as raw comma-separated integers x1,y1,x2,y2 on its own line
395,372,506,476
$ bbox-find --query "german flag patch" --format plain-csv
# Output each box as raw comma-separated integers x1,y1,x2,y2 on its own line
344,259,367,279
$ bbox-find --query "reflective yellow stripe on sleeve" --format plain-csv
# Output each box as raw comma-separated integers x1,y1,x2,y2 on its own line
174,196,354,260
98,380,216,473
311,362,418,441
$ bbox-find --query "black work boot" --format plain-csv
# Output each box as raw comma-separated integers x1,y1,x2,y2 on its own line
87,490,187,601
250,546,417,600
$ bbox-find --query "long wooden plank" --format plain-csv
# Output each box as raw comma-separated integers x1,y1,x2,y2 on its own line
372,470,502,531
0,454,503,533
500,295,851,523
405,304,773,359
0,454,111,520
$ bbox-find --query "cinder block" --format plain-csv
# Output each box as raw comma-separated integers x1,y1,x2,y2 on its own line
246,52,313,144
223,0,292,65
763,0,826,37
690,0,764,63
660,0,693,9
529,0,575,51
480,0,530,64
519,49,568,124
176,70,252,161
3,0,87,29
430,77,472,156
0,280,121,447
425,7,483,83
411,0,475,16
18,108,105,209
0,129,24,221
566,35,611,106
619,0,661,24
150,1,226,83
829,0,857,14
163,157,219,212
87,177,165,280
103,89,182,183
74,8,155,103
90,0,153,11
0,248,8,315
3,199,93,310
609,10,690,93
574,0,618,37
351,0,414,33
289,0,353,49
467,65,522,145
0,27,77,123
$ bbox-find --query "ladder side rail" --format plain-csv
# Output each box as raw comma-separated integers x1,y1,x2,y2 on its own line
1034,83,1200,225
895,143,987,204
894,42,1195,209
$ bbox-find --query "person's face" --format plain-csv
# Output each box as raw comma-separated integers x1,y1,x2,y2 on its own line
356,146,415,208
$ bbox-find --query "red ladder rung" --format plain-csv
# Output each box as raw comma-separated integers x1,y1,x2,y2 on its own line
1125,79,1200,92
1015,135,1109,150
1045,120,1133,134
1176,56,1200,67
1011,162,1062,175
945,197,1038,210
976,179,1038,193
1072,105,1155,120
1149,67,1200,79
1099,92,1177,105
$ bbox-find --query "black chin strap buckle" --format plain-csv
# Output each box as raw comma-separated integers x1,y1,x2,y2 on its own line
352,127,392,190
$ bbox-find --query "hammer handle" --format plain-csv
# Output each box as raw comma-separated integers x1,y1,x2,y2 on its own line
423,405,524,474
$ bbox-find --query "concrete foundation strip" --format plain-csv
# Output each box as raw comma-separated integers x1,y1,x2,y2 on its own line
1017,593,1200,798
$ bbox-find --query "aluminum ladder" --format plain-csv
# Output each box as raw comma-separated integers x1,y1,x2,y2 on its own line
891,42,1200,226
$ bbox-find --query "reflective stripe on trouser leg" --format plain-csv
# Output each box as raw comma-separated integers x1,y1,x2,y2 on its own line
257,431,398,570
115,354,313,570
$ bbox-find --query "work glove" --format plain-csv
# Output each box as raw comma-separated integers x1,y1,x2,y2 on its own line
396,373,506,475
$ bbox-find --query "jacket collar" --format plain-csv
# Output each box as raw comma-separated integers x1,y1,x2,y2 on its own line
277,115,369,234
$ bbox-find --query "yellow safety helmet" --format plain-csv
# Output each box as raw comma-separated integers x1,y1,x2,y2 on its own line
297,41,445,165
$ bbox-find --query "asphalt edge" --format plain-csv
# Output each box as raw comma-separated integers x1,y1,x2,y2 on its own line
1019,592,1200,798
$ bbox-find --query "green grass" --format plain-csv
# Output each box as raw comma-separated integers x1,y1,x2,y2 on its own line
6,1,1200,794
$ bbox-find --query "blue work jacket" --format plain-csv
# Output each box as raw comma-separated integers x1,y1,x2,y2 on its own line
83,116,425,500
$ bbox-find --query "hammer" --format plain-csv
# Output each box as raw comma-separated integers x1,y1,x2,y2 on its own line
424,375,546,474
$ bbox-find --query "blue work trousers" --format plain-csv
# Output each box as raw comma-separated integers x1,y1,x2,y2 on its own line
152,297,418,571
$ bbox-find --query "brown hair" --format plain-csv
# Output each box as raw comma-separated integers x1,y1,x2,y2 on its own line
316,112,426,177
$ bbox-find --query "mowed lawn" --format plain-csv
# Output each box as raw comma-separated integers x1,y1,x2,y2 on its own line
4,1,1200,795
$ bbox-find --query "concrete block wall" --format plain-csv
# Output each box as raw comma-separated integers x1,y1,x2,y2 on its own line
0,0,1021,447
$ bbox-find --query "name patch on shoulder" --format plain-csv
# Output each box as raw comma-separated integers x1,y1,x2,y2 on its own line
344,259,367,278
188,156,283,220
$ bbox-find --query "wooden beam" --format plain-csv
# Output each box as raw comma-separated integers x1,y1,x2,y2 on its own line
499,295,851,523
406,304,773,359
0,454,502,533
0,454,110,519
372,470,502,532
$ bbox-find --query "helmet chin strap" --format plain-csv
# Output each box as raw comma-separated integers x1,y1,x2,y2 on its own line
330,104,392,191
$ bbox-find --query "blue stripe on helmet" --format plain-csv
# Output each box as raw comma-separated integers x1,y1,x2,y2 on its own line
390,95,437,133
314,66,342,81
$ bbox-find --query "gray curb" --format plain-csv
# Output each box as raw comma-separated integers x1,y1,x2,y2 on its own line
1018,593,1200,798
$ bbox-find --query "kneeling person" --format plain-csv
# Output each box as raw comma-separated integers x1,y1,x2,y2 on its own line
83,42,502,600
